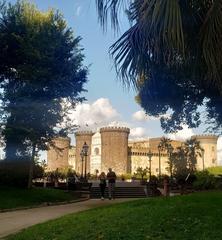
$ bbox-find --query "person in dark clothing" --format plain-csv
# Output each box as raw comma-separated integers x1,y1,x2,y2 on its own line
99,172,106,200
107,168,116,200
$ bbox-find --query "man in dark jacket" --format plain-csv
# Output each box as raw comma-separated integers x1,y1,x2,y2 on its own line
107,168,116,200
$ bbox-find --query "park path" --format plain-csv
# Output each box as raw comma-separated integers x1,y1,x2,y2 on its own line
0,198,136,239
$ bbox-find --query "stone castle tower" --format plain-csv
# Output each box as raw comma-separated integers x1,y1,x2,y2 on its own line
192,135,219,169
100,127,130,174
47,137,70,171
75,131,94,174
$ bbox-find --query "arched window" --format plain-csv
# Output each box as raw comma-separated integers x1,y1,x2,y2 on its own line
94,147,99,155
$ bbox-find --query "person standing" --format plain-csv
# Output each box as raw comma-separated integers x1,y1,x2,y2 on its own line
107,168,116,200
99,172,106,200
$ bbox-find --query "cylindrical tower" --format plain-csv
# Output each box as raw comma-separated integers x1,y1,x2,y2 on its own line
100,127,130,175
75,131,94,174
47,137,70,171
192,135,218,169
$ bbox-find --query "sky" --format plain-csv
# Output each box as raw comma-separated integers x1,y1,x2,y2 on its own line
5,0,222,163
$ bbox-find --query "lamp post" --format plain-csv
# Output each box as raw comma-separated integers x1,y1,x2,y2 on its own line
80,149,84,179
147,150,153,181
158,144,161,180
82,142,89,180
168,145,173,181
201,149,205,170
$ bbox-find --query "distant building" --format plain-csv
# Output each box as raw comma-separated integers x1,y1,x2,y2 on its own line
47,127,219,175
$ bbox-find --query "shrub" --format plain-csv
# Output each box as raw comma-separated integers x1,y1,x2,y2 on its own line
193,170,216,190
0,160,29,188
0,160,44,188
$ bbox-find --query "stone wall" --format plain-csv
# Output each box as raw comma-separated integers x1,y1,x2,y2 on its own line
100,127,130,174
75,131,94,175
192,135,219,170
47,137,70,171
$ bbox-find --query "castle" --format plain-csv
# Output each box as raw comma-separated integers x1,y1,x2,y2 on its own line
47,127,219,176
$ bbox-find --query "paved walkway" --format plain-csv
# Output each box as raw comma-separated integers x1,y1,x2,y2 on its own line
0,198,136,239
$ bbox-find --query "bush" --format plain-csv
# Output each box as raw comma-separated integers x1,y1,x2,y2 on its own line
193,170,216,190
0,160,30,188
0,160,44,188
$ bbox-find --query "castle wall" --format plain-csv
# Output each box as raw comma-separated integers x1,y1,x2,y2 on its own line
129,147,169,176
75,131,94,174
90,132,102,174
68,146,76,169
47,137,70,171
100,127,130,174
192,135,219,170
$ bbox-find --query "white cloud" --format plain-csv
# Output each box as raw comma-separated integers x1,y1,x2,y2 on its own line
68,98,120,130
132,110,169,122
130,127,147,139
167,125,195,141
76,6,81,16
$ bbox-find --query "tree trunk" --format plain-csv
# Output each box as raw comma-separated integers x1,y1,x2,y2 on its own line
28,143,36,189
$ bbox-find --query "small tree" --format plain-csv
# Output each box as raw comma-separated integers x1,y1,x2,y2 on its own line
134,167,149,180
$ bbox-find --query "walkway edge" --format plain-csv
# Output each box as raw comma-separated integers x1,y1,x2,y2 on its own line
0,197,90,213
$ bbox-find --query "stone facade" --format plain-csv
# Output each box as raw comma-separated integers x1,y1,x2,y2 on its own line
75,131,94,174
47,130,219,175
47,137,70,171
100,127,130,174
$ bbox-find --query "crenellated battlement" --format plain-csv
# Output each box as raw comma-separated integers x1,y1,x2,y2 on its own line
100,126,130,133
75,131,94,136
192,134,219,141
52,137,70,143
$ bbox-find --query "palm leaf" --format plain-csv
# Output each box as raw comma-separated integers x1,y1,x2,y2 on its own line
200,0,222,93
95,0,130,31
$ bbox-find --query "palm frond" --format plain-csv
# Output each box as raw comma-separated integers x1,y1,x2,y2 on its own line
200,0,222,93
95,0,130,31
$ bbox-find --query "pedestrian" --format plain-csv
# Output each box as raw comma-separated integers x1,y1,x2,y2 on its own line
107,168,116,200
99,172,106,200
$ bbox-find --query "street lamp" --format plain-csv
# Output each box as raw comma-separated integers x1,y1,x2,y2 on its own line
201,149,205,170
80,149,84,179
158,144,162,179
168,145,173,180
147,150,153,181
82,142,89,180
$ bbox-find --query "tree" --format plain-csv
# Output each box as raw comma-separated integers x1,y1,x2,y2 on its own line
134,167,149,180
159,137,174,177
0,1,88,187
95,0,222,133
184,138,203,172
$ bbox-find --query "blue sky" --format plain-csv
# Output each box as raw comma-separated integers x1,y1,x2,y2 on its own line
5,0,222,162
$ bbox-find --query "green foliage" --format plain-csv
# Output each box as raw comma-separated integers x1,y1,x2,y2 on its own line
6,191,222,239
193,170,216,190
0,160,43,188
0,0,88,161
0,187,76,210
96,0,222,133
134,167,149,180
207,166,222,176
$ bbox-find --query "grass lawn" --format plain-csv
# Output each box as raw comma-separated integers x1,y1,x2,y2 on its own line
0,187,77,210
6,191,222,240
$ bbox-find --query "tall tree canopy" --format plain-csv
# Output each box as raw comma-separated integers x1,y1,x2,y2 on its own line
96,0,222,133
0,1,88,163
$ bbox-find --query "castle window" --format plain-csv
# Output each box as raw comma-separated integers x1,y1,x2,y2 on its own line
212,146,215,152
212,158,216,164
94,147,99,155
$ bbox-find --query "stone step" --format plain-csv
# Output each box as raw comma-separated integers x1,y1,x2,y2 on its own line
90,187,146,198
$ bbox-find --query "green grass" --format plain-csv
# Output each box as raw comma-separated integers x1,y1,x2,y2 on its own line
0,187,76,210
207,166,222,176
6,191,222,240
